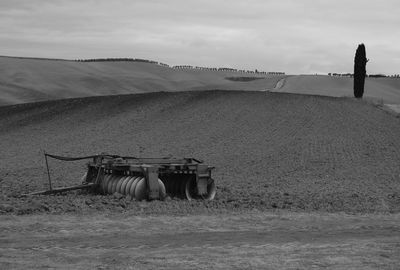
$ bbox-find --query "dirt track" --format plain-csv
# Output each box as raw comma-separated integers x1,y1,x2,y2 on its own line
1,212,399,269
1,90,400,214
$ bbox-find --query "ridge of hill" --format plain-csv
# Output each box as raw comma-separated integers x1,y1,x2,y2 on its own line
1,56,399,113
273,75,400,103
0,56,283,106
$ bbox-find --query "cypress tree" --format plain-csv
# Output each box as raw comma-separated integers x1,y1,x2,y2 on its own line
353,44,368,98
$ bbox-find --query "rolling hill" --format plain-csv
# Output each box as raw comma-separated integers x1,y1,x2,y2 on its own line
273,75,400,105
1,56,400,215
1,56,399,113
0,56,283,106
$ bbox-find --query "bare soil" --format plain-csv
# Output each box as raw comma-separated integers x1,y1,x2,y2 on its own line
1,211,399,269
1,90,400,214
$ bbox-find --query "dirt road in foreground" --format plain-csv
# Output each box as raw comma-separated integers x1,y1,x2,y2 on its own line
1,212,399,269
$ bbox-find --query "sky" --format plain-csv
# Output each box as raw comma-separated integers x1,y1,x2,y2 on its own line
0,0,399,75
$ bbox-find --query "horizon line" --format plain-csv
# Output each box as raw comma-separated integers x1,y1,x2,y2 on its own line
1,54,397,77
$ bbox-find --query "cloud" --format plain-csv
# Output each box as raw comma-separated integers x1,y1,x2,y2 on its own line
0,0,399,74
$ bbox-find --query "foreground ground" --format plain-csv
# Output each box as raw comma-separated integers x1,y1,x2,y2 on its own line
1,211,399,269
1,90,400,214
1,91,400,269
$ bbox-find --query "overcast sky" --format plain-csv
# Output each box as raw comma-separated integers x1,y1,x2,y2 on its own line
1,0,399,74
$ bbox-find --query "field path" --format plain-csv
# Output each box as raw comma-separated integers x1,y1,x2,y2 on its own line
1,212,399,269
273,77,287,90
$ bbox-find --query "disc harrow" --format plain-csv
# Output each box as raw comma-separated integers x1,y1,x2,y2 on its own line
27,153,216,201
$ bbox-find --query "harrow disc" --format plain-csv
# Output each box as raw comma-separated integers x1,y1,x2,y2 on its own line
110,175,121,194
124,176,136,196
115,176,128,194
135,178,166,201
128,177,141,197
119,177,132,195
185,178,216,201
99,174,166,200
107,175,118,194
101,174,113,194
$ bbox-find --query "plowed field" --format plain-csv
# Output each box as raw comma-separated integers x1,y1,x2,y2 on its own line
1,90,400,214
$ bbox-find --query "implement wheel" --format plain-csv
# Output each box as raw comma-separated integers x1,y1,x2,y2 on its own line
185,178,216,201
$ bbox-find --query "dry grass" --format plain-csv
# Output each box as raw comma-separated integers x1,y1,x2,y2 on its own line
273,75,400,105
0,56,283,106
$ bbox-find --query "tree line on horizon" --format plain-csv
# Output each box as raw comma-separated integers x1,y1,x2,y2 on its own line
74,57,285,75
75,58,161,64
172,65,283,75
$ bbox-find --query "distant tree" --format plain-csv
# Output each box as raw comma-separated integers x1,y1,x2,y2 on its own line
353,44,369,98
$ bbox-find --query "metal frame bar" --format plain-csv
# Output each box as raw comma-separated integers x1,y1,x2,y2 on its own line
44,151,52,191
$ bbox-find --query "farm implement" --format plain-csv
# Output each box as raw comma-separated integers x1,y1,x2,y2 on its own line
27,153,216,201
